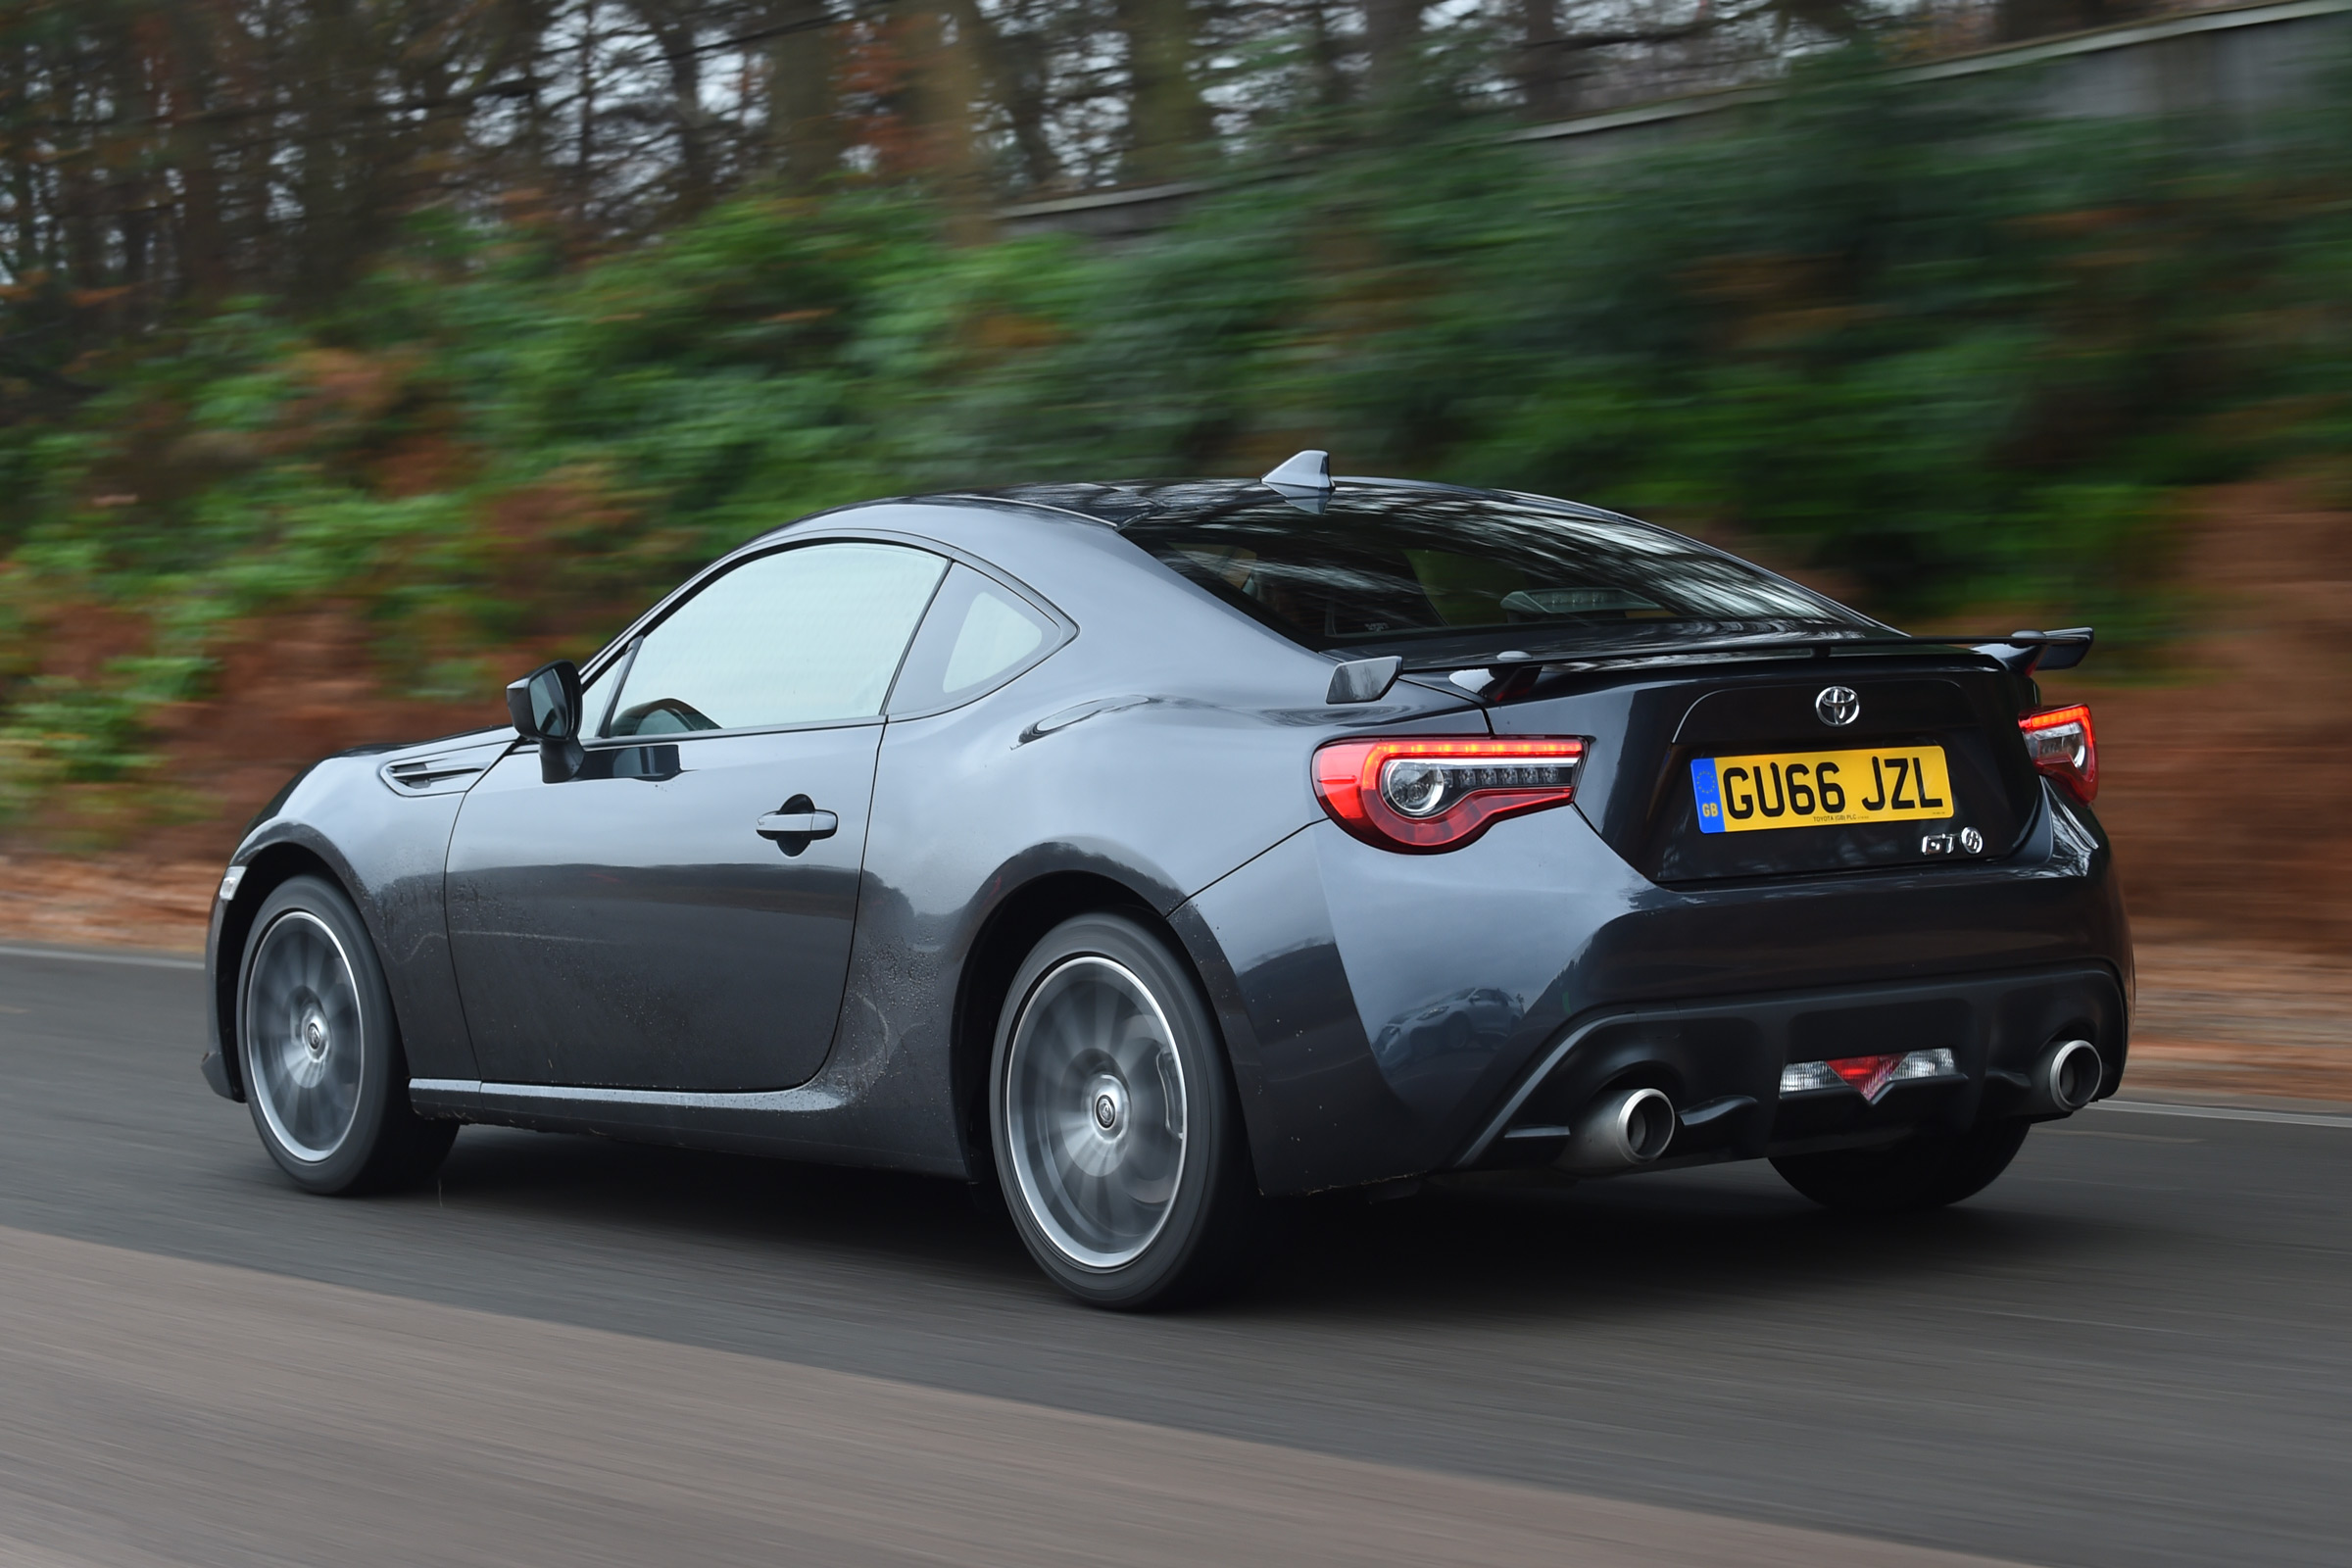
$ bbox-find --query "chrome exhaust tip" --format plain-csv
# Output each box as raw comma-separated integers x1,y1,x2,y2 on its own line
1559,1087,1677,1173
2046,1039,2103,1111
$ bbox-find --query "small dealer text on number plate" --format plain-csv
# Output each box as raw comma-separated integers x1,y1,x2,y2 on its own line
1690,747,1955,835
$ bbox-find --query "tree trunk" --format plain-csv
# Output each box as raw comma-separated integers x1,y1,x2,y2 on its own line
887,0,990,236
166,5,228,304
946,0,1058,191
4,44,37,283
110,26,153,328
575,0,598,225
768,0,840,190
1514,0,1569,122
1303,0,1345,111
288,0,363,305
1113,0,1206,184
632,2,714,215
1362,0,1421,102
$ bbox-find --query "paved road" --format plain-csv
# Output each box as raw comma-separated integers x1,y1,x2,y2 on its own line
2,948,2346,1567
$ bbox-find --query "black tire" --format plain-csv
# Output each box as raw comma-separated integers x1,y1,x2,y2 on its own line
237,875,457,1195
989,912,1265,1309
1771,1117,2032,1215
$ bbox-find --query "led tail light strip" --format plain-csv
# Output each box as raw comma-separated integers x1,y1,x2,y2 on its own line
1313,735,1588,852
2020,704,2097,803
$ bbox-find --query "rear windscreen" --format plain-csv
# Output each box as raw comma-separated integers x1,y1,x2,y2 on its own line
1120,488,1865,652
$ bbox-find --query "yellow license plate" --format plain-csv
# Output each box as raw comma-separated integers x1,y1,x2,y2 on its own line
1690,747,1953,834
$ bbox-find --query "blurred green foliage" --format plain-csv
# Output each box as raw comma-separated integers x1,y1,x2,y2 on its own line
1,56,2348,822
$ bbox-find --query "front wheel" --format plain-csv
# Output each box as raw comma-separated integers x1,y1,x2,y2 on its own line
237,875,457,1195
1771,1117,2032,1214
990,913,1265,1309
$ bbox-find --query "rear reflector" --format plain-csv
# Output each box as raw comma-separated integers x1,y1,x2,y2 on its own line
2020,703,2097,803
1779,1061,1844,1095
1891,1047,1959,1081
1313,735,1586,852
1781,1049,1961,1102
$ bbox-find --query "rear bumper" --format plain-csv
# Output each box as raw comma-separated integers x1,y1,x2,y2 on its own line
1453,961,2126,1171
1183,780,2130,1196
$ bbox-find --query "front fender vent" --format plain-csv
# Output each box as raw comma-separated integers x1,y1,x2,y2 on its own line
378,756,489,797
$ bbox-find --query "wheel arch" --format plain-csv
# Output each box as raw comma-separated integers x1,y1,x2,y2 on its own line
208,841,352,1100
951,870,1227,1182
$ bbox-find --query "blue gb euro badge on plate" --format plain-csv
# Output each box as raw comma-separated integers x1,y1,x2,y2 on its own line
1690,758,1726,834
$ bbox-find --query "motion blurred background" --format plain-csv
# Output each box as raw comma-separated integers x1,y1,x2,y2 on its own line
0,0,2345,1093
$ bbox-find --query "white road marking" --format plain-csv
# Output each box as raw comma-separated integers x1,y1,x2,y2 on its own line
2089,1099,2352,1130
2042,1126,2201,1143
0,943,201,970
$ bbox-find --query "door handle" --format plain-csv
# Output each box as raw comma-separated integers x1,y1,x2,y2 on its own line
756,809,838,841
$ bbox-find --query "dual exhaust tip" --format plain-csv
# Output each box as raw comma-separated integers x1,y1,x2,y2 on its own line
1555,1038,2101,1174
1560,1086,1678,1174
2038,1038,2103,1113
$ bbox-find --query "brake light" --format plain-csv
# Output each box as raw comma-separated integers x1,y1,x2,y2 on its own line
2020,704,2097,803
1313,736,1587,852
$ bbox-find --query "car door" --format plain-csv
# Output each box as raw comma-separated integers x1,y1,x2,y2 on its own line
444,539,948,1092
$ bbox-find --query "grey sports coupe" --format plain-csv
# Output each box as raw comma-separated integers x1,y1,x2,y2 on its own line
201,452,2129,1307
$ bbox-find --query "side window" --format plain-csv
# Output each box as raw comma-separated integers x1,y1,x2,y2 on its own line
605,542,947,736
887,564,1064,715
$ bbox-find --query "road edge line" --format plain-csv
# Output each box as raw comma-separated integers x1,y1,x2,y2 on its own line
0,943,202,971
2088,1099,2352,1130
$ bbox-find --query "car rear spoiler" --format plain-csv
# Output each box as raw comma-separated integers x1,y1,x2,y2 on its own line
1960,626,2094,673
1345,626,2095,703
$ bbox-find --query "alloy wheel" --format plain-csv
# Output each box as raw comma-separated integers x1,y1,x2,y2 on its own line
1002,956,1190,1270
244,909,367,1162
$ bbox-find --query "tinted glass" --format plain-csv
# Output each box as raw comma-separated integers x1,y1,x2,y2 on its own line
888,564,1062,714
607,543,946,735
1120,487,1864,653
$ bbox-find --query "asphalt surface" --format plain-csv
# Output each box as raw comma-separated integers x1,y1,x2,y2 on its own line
3,948,2348,1566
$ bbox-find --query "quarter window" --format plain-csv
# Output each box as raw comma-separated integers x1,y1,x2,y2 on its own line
945,589,1046,691
606,542,947,736
887,564,1063,714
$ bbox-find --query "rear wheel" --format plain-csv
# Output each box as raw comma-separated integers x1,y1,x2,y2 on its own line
1771,1117,2031,1215
238,875,457,1195
990,913,1264,1309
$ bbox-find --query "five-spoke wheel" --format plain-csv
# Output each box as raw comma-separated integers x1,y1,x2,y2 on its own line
236,875,456,1194
991,912,1264,1308
1002,954,1190,1269
245,908,368,1163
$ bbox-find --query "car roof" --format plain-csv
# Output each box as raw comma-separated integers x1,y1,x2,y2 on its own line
930,476,1646,533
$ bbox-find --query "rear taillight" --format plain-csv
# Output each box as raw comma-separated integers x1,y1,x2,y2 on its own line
1313,736,1587,852
2020,704,2097,803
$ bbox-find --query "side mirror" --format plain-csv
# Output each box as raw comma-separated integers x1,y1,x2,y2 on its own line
506,660,585,783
